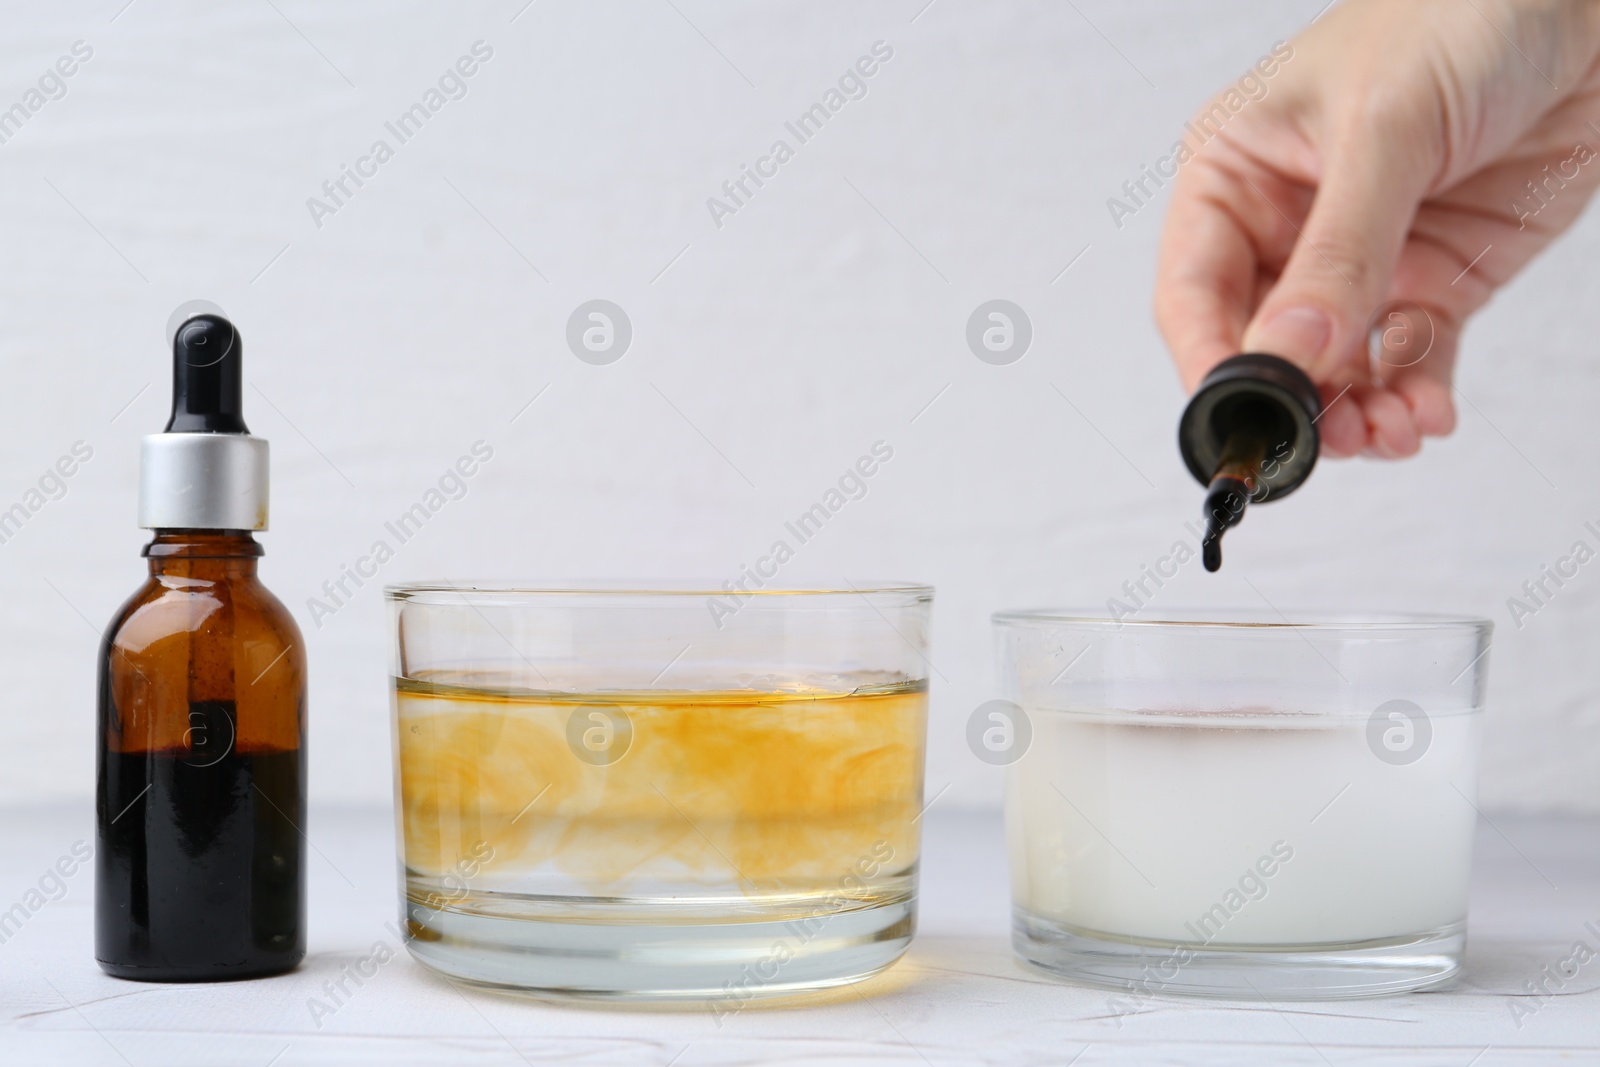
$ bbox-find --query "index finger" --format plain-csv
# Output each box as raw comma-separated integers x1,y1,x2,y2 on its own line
1154,156,1267,391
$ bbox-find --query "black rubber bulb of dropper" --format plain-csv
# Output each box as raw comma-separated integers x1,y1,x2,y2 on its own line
165,314,247,433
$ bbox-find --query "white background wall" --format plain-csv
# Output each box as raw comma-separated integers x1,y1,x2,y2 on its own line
1,0,1596,813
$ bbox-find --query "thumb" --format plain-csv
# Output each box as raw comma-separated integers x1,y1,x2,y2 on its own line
1241,131,1431,382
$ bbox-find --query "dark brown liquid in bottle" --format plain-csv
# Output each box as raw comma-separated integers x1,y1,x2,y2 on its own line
96,531,306,981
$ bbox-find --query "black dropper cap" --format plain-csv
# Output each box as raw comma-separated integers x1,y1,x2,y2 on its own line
141,308,268,531
165,314,247,434
1178,353,1321,571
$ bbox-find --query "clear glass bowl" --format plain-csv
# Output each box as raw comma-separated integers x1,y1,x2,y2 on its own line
992,609,1491,1000
388,581,932,1003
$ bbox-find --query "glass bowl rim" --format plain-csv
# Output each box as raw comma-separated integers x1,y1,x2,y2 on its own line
386,579,934,602
991,607,1492,634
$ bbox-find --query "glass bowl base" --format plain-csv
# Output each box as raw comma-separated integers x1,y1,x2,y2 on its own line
402,894,915,1003
1014,908,1465,1000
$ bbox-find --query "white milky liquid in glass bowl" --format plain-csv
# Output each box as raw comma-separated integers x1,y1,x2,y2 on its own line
1007,706,1481,947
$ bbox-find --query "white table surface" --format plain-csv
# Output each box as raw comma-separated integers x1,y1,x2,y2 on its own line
2,806,1596,1066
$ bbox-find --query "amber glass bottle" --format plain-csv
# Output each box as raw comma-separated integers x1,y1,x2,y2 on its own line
96,311,306,981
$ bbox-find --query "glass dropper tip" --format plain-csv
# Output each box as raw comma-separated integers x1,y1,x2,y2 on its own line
1201,475,1250,573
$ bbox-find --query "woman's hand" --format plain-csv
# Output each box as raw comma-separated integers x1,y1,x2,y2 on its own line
1156,0,1600,457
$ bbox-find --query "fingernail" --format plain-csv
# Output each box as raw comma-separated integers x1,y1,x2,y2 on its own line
1244,305,1332,371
